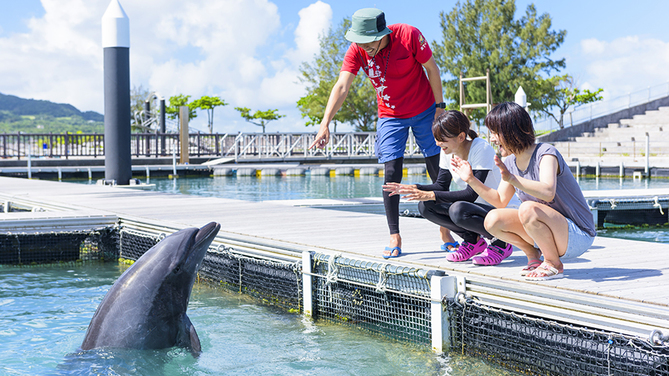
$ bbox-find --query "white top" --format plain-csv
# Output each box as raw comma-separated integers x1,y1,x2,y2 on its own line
102,0,130,48
439,137,521,208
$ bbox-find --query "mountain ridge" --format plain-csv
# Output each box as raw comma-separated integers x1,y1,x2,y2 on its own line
0,92,103,122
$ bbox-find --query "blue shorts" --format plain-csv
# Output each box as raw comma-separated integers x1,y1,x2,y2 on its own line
561,217,595,259
375,104,441,163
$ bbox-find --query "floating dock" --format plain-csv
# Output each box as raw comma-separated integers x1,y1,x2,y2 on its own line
1,176,668,375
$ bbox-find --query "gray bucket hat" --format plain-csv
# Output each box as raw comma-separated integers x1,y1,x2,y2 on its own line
345,8,392,44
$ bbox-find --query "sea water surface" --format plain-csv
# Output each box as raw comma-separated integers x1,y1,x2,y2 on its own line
129,174,669,243
0,264,515,375
22,174,663,375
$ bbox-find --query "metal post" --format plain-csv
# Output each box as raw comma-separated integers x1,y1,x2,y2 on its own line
159,98,166,155
27,143,32,179
102,0,131,185
179,106,189,164
143,100,150,124
234,134,239,163
430,274,456,353
645,132,650,176
302,251,313,318
172,147,177,177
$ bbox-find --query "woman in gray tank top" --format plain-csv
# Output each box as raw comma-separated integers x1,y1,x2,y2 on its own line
451,102,595,281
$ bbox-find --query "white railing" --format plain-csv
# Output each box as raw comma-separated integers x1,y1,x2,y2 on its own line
534,81,669,131
218,132,423,161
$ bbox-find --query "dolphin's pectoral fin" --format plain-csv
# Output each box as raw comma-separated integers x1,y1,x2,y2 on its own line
179,314,201,357
189,322,201,356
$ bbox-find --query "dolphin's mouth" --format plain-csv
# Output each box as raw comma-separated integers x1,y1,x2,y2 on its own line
193,222,221,248
184,222,221,271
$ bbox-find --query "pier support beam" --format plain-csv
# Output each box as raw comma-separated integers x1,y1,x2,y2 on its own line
431,274,457,353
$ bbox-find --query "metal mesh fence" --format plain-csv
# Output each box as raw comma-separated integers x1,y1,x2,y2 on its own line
447,297,669,376
199,246,302,312
311,253,434,345
117,227,303,312
0,226,118,266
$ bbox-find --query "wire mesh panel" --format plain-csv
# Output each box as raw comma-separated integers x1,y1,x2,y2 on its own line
447,298,669,376
116,228,303,312
199,246,302,312
0,226,118,265
311,253,434,345
118,227,162,260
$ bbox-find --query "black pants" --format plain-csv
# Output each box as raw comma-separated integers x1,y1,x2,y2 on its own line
418,200,496,244
384,155,440,235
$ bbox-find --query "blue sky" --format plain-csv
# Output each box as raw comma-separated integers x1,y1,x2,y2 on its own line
1,0,668,133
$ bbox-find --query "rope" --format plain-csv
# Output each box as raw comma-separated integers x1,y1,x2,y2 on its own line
653,196,665,215
609,199,617,209
375,263,390,294
325,253,342,286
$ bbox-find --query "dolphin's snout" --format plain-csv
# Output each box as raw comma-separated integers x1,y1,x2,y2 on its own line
194,222,220,247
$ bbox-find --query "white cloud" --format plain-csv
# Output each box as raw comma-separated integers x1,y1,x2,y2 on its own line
0,0,340,133
285,1,332,65
579,36,669,99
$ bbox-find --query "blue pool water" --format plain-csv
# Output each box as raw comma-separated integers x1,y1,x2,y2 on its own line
0,264,514,375
21,174,662,375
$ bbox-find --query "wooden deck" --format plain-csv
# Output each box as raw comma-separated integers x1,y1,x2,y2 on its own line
1,176,667,337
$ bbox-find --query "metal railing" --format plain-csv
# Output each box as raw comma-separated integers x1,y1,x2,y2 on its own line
534,81,669,131
1,132,424,160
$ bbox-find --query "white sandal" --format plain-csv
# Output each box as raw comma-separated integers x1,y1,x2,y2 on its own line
524,262,563,281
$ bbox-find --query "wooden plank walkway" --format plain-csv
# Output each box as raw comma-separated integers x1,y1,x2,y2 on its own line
1,176,667,334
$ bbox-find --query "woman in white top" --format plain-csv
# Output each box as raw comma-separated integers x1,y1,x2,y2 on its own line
384,110,520,265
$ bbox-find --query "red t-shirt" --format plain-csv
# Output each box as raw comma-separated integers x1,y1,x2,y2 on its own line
341,23,435,119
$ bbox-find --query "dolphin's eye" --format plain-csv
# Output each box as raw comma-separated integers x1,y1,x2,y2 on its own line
173,266,181,274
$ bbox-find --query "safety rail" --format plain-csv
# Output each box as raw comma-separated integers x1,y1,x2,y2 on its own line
3,132,425,160
535,81,669,131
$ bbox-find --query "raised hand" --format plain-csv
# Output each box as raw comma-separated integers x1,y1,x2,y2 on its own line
450,155,473,182
494,155,513,182
382,182,404,196
309,127,330,149
382,183,434,201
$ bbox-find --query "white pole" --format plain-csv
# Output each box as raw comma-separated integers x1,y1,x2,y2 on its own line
302,251,313,318
27,143,32,179
645,132,650,176
430,274,457,353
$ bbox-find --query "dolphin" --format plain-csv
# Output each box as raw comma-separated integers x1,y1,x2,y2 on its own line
81,222,220,355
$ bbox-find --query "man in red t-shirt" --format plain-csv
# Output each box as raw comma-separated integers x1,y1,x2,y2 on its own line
309,8,445,259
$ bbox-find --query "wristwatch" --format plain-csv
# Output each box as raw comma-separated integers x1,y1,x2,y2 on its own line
436,102,446,109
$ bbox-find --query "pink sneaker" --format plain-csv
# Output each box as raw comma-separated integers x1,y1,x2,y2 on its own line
472,243,513,266
446,238,487,262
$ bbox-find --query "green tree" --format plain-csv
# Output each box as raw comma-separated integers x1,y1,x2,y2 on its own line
297,18,378,132
130,85,151,119
433,0,566,124
235,107,285,133
191,95,227,134
535,75,604,129
165,94,198,121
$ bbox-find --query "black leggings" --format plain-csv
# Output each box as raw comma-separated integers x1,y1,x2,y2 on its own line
383,155,440,234
418,200,497,244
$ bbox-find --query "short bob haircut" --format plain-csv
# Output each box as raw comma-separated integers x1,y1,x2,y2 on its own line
484,102,535,155
432,110,477,142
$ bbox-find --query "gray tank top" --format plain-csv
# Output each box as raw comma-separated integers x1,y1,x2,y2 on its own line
504,143,596,237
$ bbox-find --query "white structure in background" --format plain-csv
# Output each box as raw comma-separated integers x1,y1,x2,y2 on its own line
515,86,530,112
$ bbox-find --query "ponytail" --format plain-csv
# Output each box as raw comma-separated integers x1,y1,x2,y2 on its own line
433,110,476,141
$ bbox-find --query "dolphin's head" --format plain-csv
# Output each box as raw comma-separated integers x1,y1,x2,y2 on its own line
171,221,220,280
116,222,221,313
